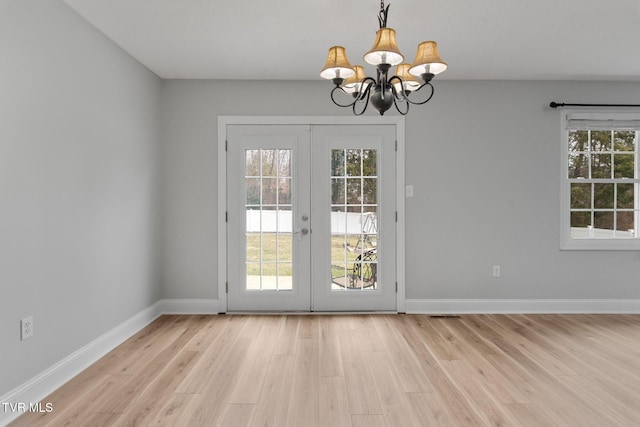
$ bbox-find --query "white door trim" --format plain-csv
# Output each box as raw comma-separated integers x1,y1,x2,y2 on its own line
218,116,406,312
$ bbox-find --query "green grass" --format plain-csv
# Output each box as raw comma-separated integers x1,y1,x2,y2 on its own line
245,233,376,277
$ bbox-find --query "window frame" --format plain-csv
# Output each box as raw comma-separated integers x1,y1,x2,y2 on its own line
560,109,640,250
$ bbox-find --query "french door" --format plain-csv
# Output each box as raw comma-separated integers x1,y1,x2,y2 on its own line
227,124,396,311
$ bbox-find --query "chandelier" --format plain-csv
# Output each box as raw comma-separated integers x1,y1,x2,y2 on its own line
320,0,447,116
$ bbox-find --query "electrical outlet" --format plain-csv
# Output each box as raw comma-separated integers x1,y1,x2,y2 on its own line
405,185,414,198
492,265,501,278
21,316,33,340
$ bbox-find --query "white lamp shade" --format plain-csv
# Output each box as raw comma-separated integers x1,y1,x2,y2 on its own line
320,46,356,80
363,28,404,66
408,41,448,77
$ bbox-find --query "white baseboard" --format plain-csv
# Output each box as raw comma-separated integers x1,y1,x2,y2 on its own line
0,299,219,427
156,298,221,314
405,298,640,314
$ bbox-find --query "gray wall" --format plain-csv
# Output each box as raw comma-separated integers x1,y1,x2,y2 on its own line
0,1,161,395
159,79,640,301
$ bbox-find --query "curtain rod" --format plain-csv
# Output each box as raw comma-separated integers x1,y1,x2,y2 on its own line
550,102,640,108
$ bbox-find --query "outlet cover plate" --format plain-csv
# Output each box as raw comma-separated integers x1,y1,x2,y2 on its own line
21,316,33,340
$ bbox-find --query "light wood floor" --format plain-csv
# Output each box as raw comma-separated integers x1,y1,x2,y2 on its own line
10,313,640,426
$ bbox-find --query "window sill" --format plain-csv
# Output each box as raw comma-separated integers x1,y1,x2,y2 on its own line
561,238,640,251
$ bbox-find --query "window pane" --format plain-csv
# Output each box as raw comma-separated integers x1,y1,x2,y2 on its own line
346,149,362,176
616,212,635,235
278,178,291,204
571,183,591,209
246,150,260,176
591,131,611,152
614,131,635,152
617,183,635,209
331,262,348,290
261,150,277,176
331,178,345,205
591,154,612,178
331,206,347,234
613,154,635,178
262,233,277,262
593,184,614,209
571,211,591,228
594,211,614,231
331,149,345,176
276,206,292,232
262,178,277,204
246,178,261,205
347,178,362,204
246,233,260,262
277,233,292,262
569,153,589,178
278,150,291,177
363,149,377,176
363,178,377,204
569,130,589,152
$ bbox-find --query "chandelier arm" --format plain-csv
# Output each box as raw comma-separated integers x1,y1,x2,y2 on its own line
388,77,409,115
357,77,377,100
392,94,410,115
403,82,435,105
388,75,408,100
353,83,373,116
330,86,359,108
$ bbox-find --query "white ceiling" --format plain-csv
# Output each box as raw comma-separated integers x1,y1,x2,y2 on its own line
62,0,640,81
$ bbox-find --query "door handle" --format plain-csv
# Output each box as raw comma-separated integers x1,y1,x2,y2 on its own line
294,227,310,240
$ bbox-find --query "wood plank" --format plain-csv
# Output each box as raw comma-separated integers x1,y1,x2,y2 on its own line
273,315,299,356
251,355,295,427
184,338,253,426
146,394,202,427
436,359,520,427
176,315,249,394
216,404,256,427
372,315,432,393
364,351,422,427
338,324,383,415
228,316,281,404
111,350,201,426
319,376,352,427
94,318,204,414
351,414,387,427
406,392,456,427
285,338,319,427
319,316,344,377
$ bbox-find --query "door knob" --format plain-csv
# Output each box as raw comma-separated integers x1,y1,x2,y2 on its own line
294,227,310,240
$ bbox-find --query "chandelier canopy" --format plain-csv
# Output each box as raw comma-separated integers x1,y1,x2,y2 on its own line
320,0,447,116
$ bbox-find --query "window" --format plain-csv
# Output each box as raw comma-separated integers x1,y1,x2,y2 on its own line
561,111,640,250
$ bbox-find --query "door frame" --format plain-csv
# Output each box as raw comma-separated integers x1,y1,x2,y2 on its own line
218,116,406,312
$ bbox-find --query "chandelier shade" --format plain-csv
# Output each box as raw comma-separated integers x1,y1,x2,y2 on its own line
393,63,422,93
320,46,356,81
320,1,447,115
343,66,367,94
363,28,404,66
409,41,448,77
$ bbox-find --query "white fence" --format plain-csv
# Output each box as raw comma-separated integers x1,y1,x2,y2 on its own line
245,210,376,235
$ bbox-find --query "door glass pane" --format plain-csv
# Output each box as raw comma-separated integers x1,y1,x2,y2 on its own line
245,149,293,291
330,149,378,291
